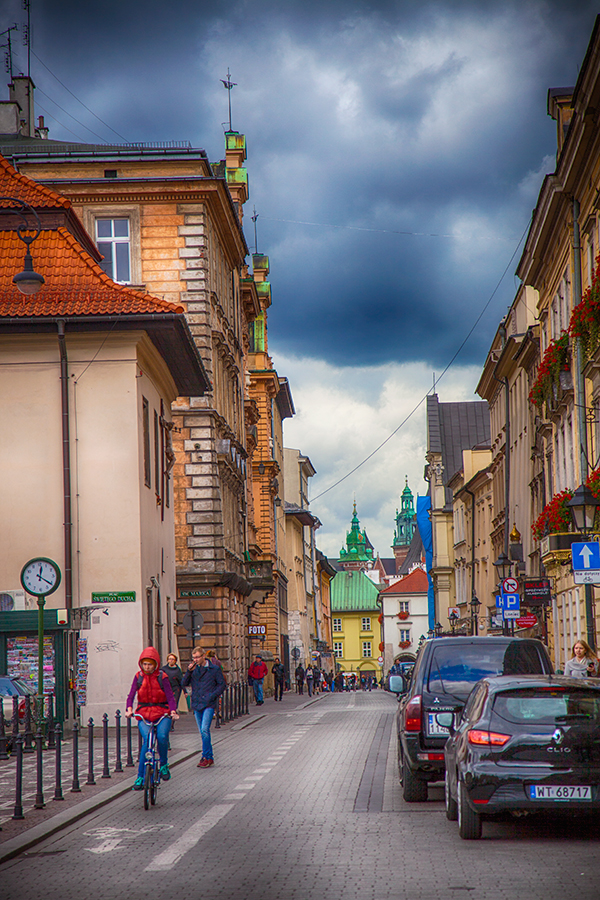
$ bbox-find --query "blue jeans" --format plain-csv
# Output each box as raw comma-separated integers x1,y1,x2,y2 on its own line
137,717,171,778
193,707,215,760
252,679,264,703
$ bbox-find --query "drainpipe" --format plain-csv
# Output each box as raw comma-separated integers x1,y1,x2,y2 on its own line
572,198,595,650
57,320,73,609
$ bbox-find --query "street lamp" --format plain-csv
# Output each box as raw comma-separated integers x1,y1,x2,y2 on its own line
568,483,600,534
493,552,512,580
568,483,600,651
1,197,45,294
449,610,459,633
435,621,443,637
470,595,481,636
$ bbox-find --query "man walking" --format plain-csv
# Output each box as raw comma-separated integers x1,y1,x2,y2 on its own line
248,654,268,705
182,645,226,769
272,657,285,701
295,663,305,695
305,665,314,697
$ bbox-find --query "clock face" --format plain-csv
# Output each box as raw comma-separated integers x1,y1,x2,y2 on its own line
20,558,61,597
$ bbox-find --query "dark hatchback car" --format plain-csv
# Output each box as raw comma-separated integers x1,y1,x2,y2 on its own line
393,636,553,802
441,675,600,839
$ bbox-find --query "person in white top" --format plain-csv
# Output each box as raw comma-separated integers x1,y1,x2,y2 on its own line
564,639,599,677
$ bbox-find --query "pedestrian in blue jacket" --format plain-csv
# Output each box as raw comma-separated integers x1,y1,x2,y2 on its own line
182,645,226,768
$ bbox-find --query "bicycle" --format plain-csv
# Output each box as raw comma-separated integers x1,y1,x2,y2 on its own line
139,715,169,810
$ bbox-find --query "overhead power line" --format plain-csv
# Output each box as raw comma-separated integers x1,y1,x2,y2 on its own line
261,215,518,243
311,215,532,502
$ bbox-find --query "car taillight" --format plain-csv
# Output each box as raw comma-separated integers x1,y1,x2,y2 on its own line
405,695,422,732
468,729,510,746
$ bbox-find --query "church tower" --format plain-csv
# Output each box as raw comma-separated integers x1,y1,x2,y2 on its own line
338,502,374,571
392,478,416,572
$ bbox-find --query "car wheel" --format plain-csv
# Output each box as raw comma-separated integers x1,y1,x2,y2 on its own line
445,770,458,821
402,755,428,802
458,780,482,840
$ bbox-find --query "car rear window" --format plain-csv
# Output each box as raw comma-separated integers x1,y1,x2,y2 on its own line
427,642,545,696
493,689,600,725
0,680,19,697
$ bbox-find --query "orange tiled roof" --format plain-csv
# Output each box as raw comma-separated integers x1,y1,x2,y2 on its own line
380,567,429,594
0,228,184,317
0,154,70,209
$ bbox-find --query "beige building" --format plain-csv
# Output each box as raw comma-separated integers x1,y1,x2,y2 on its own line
0,156,208,720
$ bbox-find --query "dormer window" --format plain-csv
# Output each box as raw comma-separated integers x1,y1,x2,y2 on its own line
96,218,131,283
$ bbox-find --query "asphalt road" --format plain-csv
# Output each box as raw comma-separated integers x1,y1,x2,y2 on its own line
2,691,600,900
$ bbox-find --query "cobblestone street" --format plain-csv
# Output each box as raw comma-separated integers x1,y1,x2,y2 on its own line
2,692,600,900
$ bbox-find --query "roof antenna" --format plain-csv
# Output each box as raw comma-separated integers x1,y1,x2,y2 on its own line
21,0,31,80
1,25,18,81
251,207,259,253
220,68,237,132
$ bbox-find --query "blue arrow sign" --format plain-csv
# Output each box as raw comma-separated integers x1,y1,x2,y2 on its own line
571,542,600,571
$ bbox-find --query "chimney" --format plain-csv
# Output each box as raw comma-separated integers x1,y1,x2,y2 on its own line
35,115,49,140
9,76,36,137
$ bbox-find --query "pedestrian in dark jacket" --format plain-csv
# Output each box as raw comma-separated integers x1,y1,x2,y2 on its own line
305,665,314,697
161,653,184,705
272,658,285,701
182,645,226,768
295,664,305,695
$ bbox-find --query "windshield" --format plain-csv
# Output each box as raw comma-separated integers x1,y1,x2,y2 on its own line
0,680,20,697
427,642,545,696
493,689,600,725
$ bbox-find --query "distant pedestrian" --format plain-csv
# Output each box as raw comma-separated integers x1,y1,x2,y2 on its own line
161,652,184,706
272,657,285,701
248,654,268,705
305,666,314,697
564,640,599,677
295,664,305,694
207,649,223,669
182,645,226,768
334,672,344,692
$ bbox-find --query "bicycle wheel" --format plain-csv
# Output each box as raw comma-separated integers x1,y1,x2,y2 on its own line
143,764,152,810
150,761,158,806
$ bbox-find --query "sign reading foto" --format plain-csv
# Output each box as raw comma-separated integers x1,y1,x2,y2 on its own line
248,624,266,636
91,592,136,604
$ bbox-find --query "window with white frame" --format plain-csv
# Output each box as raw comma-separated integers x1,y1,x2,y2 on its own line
333,618,342,632
399,630,411,643
362,641,372,658
398,601,409,613
361,617,371,631
333,642,343,658
96,218,131,282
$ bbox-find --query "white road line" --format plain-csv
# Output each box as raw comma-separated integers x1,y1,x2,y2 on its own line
252,768,272,774
145,804,234,871
233,782,256,790
223,793,246,800
243,775,264,781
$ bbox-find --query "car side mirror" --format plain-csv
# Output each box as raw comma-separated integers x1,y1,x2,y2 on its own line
388,675,406,694
435,712,454,733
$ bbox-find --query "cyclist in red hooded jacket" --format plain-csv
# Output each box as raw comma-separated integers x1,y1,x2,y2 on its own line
125,647,178,790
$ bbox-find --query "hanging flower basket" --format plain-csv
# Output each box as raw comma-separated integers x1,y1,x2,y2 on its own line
569,254,600,361
399,640,411,649
398,611,409,620
378,613,383,624
531,489,574,541
529,332,570,411
378,641,385,652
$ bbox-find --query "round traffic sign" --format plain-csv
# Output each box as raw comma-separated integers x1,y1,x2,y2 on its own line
377,656,384,664
502,577,518,594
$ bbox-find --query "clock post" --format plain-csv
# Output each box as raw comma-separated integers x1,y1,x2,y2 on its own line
20,558,62,733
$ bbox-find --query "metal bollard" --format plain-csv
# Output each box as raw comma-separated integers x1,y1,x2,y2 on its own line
215,697,221,729
102,713,111,778
11,696,19,738
114,710,123,773
125,716,134,767
86,718,95,785
12,735,24,820
54,721,64,801
0,705,8,760
245,682,249,714
47,694,56,750
34,731,45,809
23,697,34,754
71,721,81,793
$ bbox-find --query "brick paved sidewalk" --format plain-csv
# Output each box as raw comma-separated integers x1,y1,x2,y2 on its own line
0,688,325,850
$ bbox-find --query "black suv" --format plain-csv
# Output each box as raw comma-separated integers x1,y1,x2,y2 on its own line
393,636,554,802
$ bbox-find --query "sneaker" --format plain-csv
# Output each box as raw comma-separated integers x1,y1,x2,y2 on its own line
132,777,144,791
160,765,171,781
199,758,214,768
197,758,206,767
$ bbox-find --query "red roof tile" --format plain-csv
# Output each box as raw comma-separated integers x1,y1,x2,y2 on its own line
0,154,70,209
380,567,429,594
0,229,183,317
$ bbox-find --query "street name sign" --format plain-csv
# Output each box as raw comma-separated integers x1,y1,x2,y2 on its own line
571,542,600,584
504,609,520,619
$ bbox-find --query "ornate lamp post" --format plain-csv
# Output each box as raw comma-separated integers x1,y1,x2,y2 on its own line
568,484,600,650
0,197,45,294
470,595,481,636
449,610,459,633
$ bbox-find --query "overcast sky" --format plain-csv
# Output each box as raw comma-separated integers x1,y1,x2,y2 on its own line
2,0,598,557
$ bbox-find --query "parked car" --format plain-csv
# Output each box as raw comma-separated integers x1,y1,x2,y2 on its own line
441,675,600,839
391,636,554,802
0,675,37,726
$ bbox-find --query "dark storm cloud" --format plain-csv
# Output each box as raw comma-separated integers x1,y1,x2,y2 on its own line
3,0,598,370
